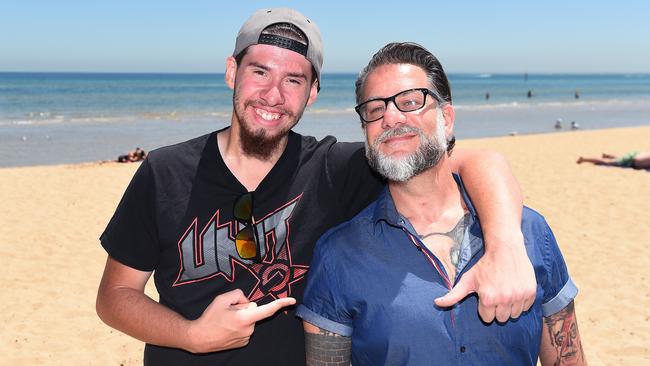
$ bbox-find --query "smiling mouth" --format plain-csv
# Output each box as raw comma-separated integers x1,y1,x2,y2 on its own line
255,108,281,121
382,133,416,144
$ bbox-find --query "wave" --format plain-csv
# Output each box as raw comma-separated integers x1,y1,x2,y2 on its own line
3,98,649,127
453,98,650,111
0,112,223,127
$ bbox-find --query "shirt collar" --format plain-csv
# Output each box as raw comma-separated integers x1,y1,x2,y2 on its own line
371,173,479,228
371,186,402,229
452,173,478,217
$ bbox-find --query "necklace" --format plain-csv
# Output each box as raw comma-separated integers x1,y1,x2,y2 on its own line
417,213,470,242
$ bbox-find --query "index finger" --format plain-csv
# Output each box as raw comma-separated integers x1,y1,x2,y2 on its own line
246,297,296,323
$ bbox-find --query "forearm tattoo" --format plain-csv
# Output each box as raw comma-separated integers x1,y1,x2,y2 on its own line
543,301,586,365
305,328,352,366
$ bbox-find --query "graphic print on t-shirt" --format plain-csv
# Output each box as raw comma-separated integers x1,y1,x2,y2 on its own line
172,194,308,302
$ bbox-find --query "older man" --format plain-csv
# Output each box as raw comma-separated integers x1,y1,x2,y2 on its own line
298,42,586,365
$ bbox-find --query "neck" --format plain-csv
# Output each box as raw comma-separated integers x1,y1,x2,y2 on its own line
389,158,468,284
388,158,463,225
217,124,288,191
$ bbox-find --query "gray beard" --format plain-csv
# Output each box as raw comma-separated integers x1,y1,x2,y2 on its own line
365,124,447,182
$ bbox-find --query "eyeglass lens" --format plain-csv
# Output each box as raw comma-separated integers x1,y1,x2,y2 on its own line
235,225,257,259
359,89,428,122
234,192,253,222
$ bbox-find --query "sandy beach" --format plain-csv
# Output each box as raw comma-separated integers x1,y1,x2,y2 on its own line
2,126,649,365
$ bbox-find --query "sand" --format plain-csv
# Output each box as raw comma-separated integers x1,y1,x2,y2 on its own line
2,126,649,365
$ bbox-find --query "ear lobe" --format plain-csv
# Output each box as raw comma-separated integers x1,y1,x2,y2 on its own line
442,104,455,134
225,56,237,89
306,80,319,107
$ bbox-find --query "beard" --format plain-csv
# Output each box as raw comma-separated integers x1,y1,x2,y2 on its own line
365,109,448,182
233,91,304,160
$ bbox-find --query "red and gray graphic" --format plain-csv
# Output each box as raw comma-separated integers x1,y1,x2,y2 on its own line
173,195,308,302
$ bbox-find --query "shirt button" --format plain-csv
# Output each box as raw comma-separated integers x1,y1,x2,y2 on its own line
460,346,466,353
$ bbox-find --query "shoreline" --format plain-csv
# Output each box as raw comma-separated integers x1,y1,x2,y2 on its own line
3,116,650,168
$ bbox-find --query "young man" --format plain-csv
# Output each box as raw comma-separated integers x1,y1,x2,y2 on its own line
96,8,535,365
298,42,586,365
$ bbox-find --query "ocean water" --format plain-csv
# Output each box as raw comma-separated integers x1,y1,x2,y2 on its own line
1,72,649,167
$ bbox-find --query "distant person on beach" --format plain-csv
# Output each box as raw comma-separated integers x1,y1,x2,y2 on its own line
574,90,580,99
485,91,490,100
298,43,586,366
571,121,580,130
577,151,650,169
116,147,146,163
95,8,535,365
527,89,533,98
555,118,563,129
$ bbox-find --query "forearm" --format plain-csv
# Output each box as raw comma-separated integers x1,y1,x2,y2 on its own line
304,321,351,366
96,286,194,352
540,301,587,365
451,149,523,246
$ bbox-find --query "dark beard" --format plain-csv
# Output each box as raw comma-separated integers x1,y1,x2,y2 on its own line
239,124,287,160
233,93,303,160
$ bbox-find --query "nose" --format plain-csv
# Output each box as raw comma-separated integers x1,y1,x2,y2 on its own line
567,334,574,347
260,82,284,106
381,101,406,129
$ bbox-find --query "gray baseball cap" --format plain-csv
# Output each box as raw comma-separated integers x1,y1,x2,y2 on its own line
233,8,323,90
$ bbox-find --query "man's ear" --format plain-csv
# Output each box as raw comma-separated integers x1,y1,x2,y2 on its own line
306,79,319,107
225,56,237,90
442,104,455,136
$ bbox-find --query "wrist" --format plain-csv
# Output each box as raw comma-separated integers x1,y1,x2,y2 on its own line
181,318,202,353
483,230,524,251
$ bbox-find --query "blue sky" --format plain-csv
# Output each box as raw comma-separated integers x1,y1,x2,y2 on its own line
1,0,649,73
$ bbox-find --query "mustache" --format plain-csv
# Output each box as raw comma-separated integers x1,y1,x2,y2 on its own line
243,99,292,117
374,126,424,145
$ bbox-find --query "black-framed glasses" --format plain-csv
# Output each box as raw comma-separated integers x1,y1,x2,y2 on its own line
233,192,262,262
354,88,445,123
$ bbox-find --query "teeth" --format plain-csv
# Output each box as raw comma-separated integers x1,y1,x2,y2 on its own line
255,109,280,121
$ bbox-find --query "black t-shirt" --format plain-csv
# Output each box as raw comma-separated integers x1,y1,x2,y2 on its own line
100,129,384,365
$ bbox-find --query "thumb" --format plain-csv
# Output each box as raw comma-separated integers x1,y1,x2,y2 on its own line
216,289,250,307
435,275,476,308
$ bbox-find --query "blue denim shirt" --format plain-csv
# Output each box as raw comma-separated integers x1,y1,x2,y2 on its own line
297,174,577,365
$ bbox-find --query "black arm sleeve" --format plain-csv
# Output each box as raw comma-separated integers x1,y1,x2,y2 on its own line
325,142,385,221
99,159,160,271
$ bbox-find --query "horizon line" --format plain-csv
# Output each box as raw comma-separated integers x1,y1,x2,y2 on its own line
1,70,649,76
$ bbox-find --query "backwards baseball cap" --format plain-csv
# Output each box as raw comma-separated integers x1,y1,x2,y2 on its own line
233,8,323,90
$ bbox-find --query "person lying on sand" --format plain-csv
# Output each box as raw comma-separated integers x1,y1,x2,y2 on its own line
577,151,650,169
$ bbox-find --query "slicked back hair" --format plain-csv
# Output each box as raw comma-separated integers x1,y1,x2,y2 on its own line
355,42,451,105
